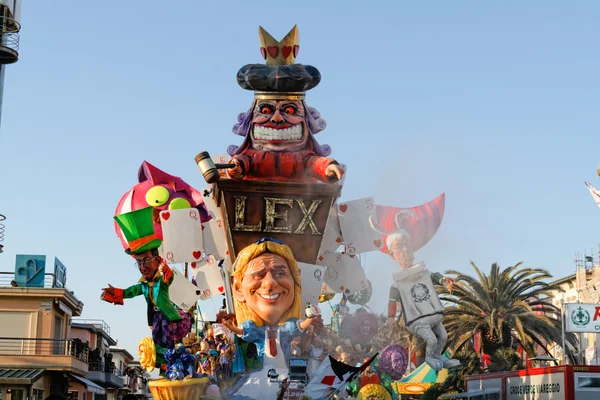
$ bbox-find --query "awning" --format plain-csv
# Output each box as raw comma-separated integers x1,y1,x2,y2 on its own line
69,374,106,395
0,369,44,385
392,355,450,395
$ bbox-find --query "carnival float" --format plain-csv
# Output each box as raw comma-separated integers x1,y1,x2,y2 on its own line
102,25,457,400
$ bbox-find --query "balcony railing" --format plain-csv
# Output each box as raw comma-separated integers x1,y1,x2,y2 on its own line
71,318,111,337
89,360,123,377
0,337,89,362
0,271,64,288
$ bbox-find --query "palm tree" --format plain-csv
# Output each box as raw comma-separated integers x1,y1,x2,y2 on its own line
487,347,523,373
374,314,416,354
439,262,577,363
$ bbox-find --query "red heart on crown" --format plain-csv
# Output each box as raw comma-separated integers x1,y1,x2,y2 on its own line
374,239,382,248
162,212,170,220
218,286,224,292
336,237,342,243
339,204,348,213
192,251,201,260
260,47,267,59
267,46,278,58
191,262,197,268
226,250,229,256
293,45,300,57
282,46,292,59
318,255,324,261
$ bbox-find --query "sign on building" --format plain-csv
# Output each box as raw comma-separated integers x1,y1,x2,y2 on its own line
14,254,46,288
53,257,67,288
506,372,565,400
565,303,600,333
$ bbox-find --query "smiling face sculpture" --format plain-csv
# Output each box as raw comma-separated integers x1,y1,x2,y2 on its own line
231,239,302,327
250,100,308,152
114,161,210,253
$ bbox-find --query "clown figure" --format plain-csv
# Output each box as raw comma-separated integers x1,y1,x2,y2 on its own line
370,211,460,372
101,207,191,350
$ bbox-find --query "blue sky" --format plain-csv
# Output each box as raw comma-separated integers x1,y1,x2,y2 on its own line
1,1,599,359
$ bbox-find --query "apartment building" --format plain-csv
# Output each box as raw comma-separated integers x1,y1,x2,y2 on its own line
0,255,149,400
547,261,600,365
0,272,104,399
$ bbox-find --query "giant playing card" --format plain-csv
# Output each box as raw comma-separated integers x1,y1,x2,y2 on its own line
159,208,204,263
169,266,202,311
337,197,383,255
192,255,225,300
317,250,368,295
298,262,327,307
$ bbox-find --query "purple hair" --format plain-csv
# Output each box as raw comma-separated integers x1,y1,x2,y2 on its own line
228,100,331,156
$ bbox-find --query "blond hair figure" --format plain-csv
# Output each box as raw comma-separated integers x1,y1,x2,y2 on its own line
223,238,317,365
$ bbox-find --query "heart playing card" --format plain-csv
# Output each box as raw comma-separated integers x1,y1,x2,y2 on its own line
168,266,202,311
159,208,204,263
337,197,383,255
317,250,368,295
298,262,328,307
192,255,225,300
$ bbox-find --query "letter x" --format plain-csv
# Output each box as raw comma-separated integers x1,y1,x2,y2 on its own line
294,199,322,235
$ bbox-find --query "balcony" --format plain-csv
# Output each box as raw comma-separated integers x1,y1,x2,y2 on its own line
88,360,124,389
71,318,114,344
0,337,89,376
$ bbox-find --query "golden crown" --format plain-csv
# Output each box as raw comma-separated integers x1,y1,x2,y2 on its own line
258,25,299,66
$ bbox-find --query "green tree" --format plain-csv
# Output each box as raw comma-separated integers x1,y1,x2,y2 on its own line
487,347,523,373
439,262,577,363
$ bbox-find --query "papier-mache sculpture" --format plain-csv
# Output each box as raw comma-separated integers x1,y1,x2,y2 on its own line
224,238,320,399
370,211,460,372
101,207,192,351
114,161,211,252
226,25,345,184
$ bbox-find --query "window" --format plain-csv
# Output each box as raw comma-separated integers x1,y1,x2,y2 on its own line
31,389,44,400
67,390,78,400
5,389,24,400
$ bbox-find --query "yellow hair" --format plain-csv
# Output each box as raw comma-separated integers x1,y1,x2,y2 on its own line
231,241,302,327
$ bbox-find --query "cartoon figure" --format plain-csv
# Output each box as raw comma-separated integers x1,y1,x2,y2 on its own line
195,342,213,377
114,161,210,252
331,295,349,334
223,238,318,365
165,343,195,381
101,207,191,350
370,211,460,372
217,336,236,380
226,25,345,184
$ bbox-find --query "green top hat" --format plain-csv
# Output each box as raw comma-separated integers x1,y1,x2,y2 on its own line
114,207,162,255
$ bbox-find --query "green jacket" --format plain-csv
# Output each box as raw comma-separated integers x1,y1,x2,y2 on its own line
124,268,182,322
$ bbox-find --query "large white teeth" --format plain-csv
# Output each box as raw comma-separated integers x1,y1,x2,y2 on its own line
253,125,302,141
259,293,280,300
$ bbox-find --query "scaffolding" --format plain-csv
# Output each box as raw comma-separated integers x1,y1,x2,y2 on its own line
574,246,600,304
